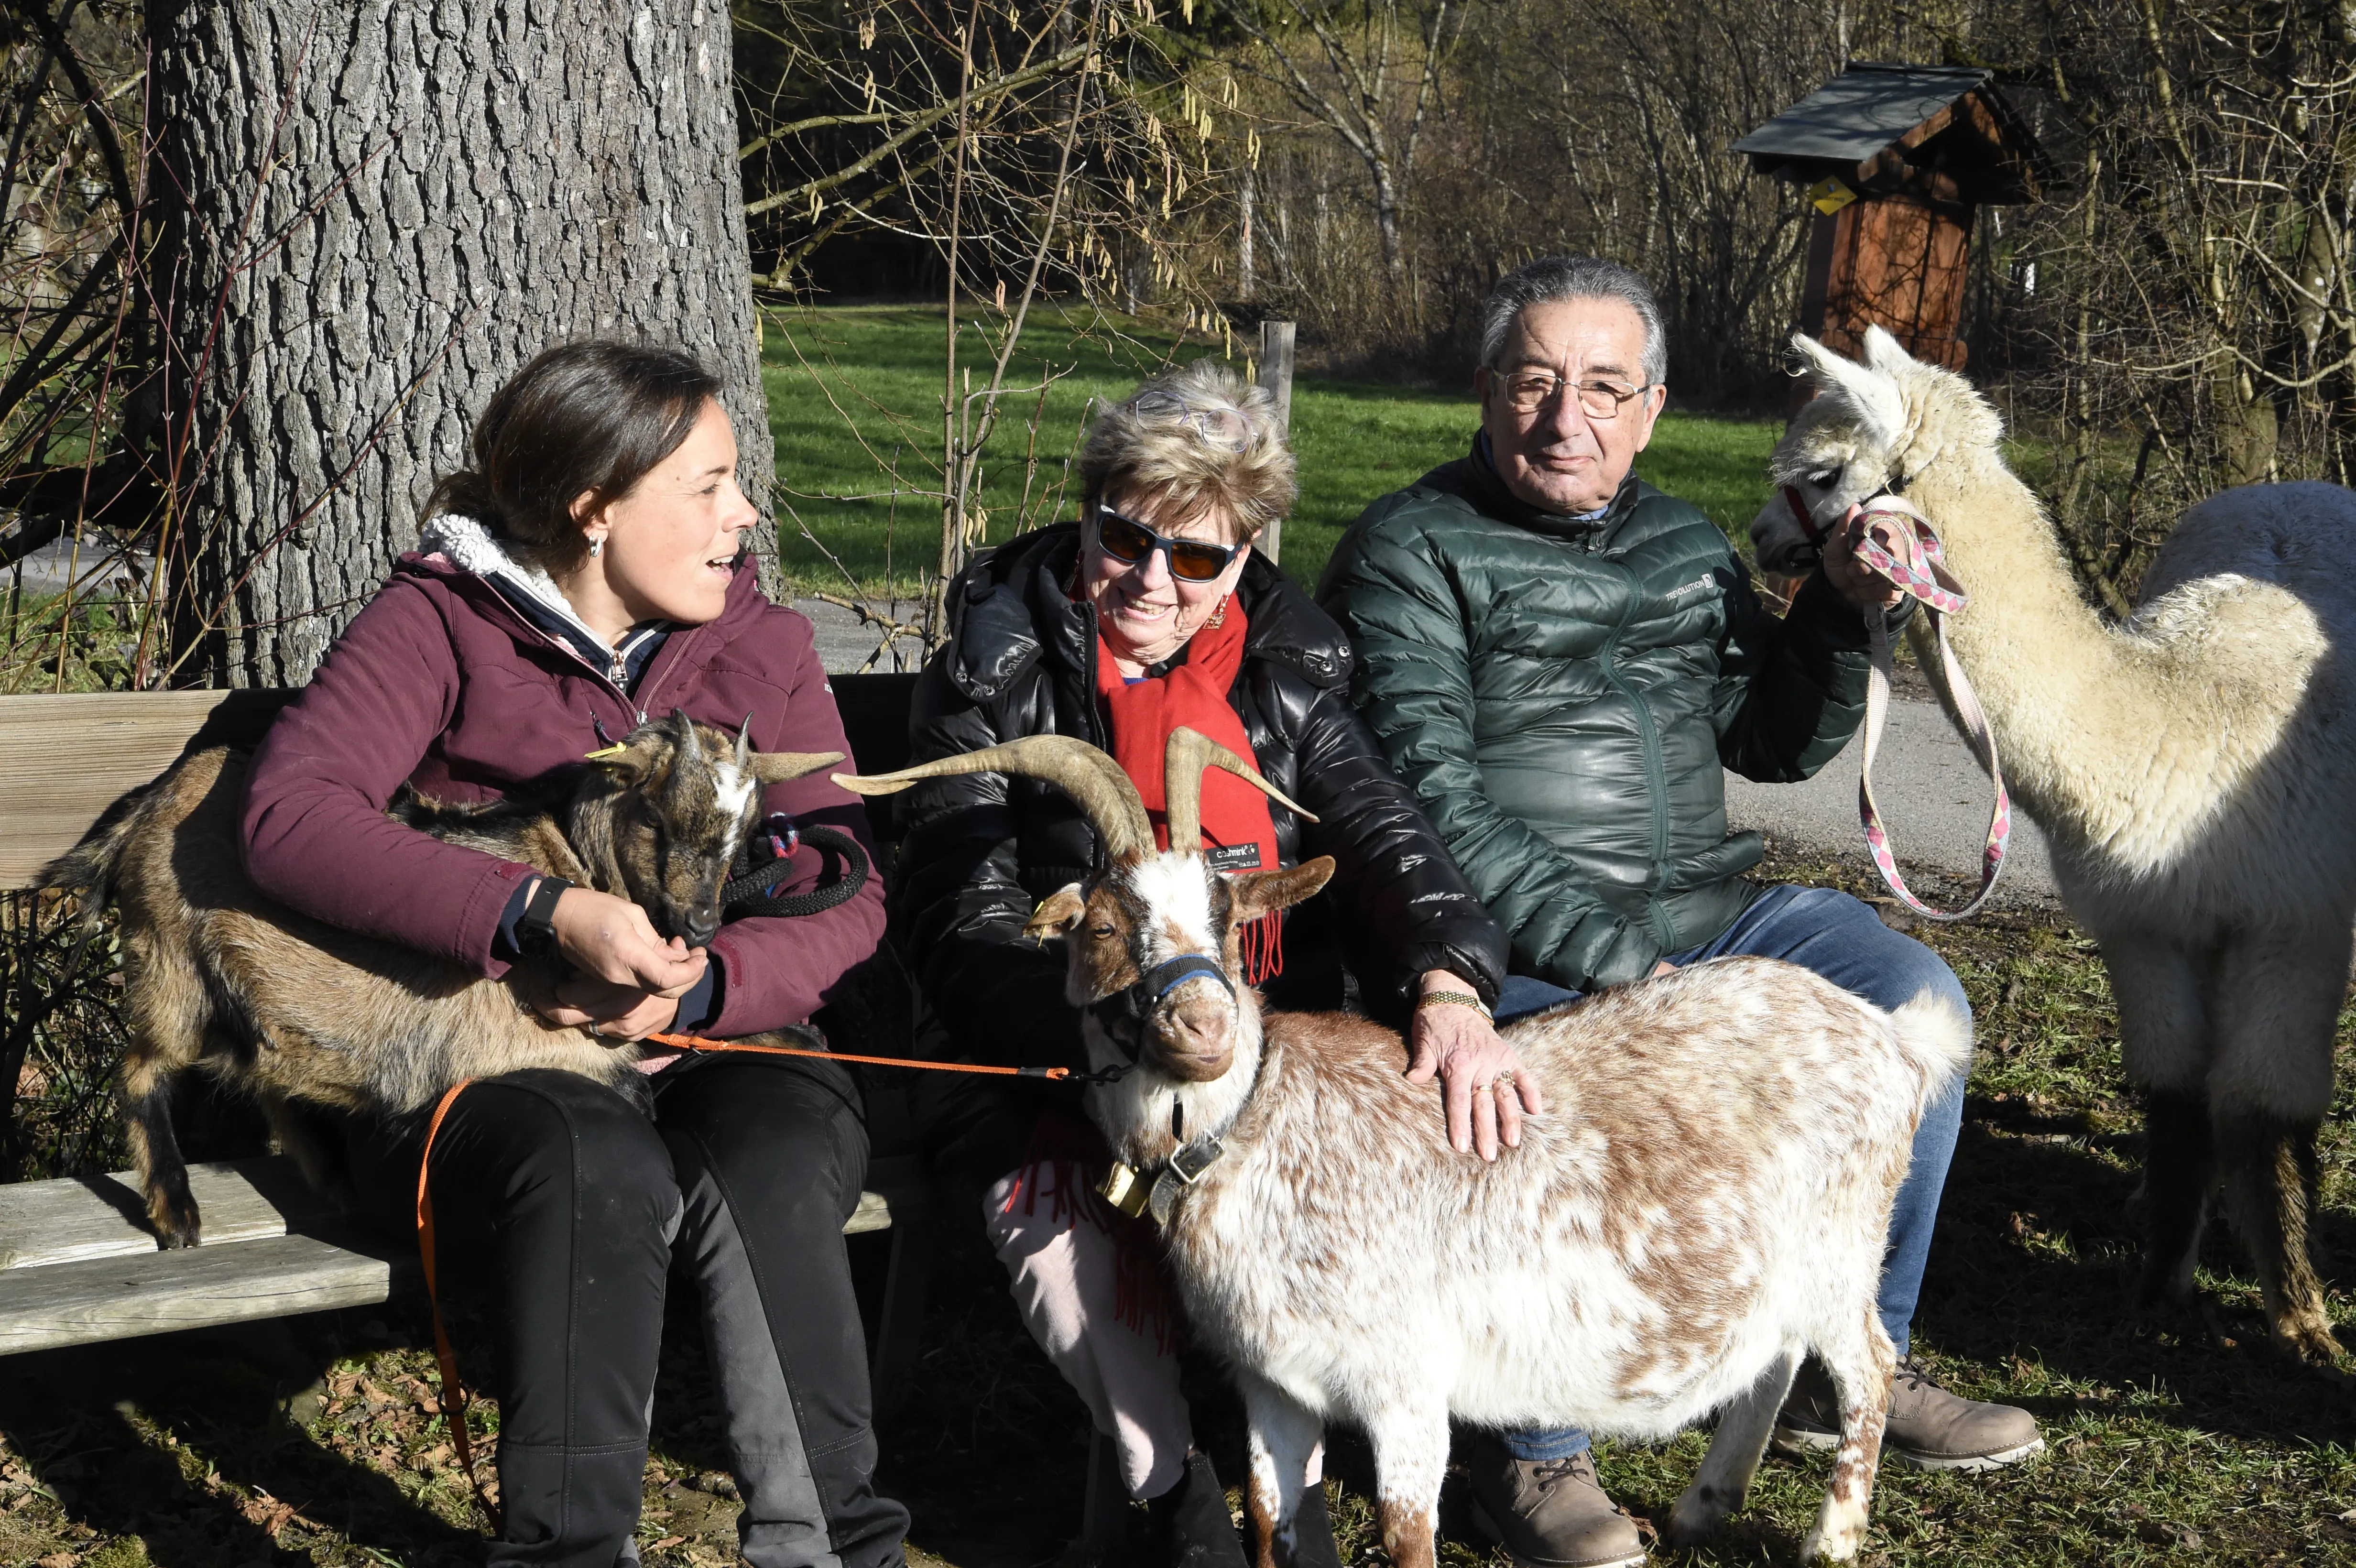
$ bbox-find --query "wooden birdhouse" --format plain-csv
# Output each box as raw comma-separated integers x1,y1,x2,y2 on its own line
1734,64,2050,375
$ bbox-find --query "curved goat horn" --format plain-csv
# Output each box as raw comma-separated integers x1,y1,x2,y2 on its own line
748,750,846,784
834,735,1155,862
1162,727,1318,856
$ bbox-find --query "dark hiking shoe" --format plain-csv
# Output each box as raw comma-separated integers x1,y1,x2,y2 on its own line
1466,1438,1646,1568
1145,1451,1246,1568
1773,1356,2044,1471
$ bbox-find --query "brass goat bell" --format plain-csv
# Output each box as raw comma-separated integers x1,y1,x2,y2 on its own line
1099,1160,1152,1218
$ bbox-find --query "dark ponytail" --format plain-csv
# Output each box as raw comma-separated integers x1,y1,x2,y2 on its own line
426,342,723,573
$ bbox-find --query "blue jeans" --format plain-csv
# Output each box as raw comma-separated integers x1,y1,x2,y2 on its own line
1495,883,1969,1461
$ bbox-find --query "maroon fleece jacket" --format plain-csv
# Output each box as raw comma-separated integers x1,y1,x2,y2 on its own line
240,553,884,1035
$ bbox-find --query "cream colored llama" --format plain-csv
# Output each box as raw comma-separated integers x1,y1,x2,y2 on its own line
1751,327,2356,1366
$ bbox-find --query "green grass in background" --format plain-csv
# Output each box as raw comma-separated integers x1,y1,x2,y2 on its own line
762,304,1781,598
763,303,1168,600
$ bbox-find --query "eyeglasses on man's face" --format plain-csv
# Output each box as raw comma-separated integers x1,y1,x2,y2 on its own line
1091,502,1242,583
1493,370,1653,420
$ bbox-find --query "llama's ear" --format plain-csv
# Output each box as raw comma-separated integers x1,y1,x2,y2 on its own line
1789,332,1905,450
1789,333,1858,391
1781,329,1875,400
1025,883,1088,939
1860,325,1916,378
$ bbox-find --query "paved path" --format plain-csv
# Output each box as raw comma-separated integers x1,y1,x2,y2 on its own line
6,537,146,598
1723,694,2059,907
796,595,925,675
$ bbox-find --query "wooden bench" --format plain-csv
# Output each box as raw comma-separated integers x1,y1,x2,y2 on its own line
0,676,930,1405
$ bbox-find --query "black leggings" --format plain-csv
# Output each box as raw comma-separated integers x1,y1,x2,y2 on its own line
344,1056,908,1568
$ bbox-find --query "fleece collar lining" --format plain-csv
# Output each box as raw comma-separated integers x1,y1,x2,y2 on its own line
419,513,620,656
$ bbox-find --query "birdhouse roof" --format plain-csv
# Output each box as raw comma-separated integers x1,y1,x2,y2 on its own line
1733,63,2049,204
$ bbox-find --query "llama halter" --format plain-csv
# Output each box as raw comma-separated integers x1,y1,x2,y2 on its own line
1836,491,2011,920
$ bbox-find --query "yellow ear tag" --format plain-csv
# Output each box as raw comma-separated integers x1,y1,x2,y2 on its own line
583,743,630,762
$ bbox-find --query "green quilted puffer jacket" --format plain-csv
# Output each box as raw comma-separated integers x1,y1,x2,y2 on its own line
1316,436,1877,991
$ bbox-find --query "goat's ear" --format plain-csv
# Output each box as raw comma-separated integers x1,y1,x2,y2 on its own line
748,750,846,783
1024,883,1087,939
589,744,655,785
1229,857,1335,924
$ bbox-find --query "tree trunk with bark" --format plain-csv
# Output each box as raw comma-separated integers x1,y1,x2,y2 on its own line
149,0,773,688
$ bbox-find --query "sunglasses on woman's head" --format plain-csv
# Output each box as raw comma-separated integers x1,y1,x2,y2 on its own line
1091,503,1242,583
1125,391,1252,450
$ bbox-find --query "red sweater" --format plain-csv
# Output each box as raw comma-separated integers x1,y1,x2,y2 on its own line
240,553,884,1035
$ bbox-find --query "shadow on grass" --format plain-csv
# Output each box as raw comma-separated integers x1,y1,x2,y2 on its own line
868,1211,1095,1568
0,1314,480,1568
1918,1105,2356,1451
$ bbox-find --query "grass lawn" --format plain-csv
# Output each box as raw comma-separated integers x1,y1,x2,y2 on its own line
2,845,2349,1568
763,304,1781,599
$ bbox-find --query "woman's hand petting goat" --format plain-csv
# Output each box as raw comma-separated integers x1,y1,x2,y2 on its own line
1406,968,1541,1160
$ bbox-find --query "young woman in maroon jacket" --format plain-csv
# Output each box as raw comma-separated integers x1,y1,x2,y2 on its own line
239,344,907,1568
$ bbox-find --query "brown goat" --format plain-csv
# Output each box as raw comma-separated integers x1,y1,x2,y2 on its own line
43,711,839,1249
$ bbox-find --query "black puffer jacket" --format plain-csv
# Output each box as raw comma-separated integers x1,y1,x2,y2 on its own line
894,522,1508,1081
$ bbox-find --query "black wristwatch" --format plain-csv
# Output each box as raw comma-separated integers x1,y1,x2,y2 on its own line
516,876,573,958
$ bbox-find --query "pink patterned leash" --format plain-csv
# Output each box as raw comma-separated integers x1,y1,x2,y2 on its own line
1832,491,2011,921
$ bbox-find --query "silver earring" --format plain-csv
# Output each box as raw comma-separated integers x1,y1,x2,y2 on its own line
588,538,603,558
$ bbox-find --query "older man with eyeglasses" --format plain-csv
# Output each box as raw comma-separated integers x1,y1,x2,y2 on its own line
1317,256,2040,1568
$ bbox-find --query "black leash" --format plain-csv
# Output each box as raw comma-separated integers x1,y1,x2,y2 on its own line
721,823,871,920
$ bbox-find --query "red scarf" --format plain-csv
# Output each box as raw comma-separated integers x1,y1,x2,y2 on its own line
1093,605,1285,983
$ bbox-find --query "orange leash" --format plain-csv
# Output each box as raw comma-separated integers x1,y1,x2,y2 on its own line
644,1030,1111,1078
416,1078,500,1531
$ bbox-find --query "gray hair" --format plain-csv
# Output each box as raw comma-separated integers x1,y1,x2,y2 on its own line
1479,256,1667,388
1077,359,1297,544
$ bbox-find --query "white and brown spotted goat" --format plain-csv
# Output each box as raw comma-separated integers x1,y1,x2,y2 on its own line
44,711,839,1249
840,731,1970,1566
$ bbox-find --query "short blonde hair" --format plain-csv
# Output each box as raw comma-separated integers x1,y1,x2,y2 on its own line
1077,359,1297,545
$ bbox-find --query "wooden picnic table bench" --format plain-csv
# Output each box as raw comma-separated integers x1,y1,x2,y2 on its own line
0,675,931,1405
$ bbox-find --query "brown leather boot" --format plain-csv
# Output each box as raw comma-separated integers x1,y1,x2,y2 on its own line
1773,1356,2044,1471
1465,1437,1646,1568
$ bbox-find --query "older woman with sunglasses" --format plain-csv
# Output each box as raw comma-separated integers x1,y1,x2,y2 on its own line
891,362,1513,1567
